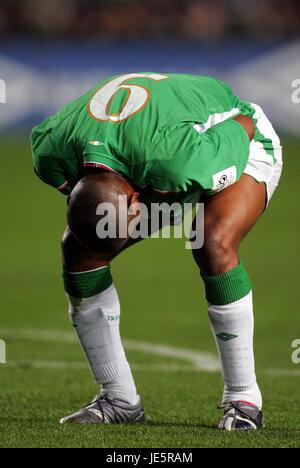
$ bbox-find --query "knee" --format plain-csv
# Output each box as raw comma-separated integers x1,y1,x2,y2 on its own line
67,178,114,255
61,227,83,270
192,225,238,275
62,226,110,271
61,227,73,257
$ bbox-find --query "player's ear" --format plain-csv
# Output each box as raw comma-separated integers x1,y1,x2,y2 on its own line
128,191,140,206
127,191,141,228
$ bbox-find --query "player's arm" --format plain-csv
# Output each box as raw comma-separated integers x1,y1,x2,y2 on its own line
148,117,252,195
233,115,255,141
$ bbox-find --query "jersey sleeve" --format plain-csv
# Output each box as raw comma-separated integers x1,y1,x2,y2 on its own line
82,139,130,177
148,119,250,194
31,127,78,195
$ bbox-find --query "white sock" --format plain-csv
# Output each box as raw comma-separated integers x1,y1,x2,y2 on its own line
67,283,139,405
208,291,262,409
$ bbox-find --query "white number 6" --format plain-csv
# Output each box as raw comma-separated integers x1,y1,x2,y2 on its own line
87,73,168,123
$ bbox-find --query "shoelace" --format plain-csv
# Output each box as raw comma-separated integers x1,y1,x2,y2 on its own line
218,403,234,412
84,393,112,409
219,402,258,425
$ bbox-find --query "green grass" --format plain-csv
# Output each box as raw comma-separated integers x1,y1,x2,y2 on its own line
0,136,299,447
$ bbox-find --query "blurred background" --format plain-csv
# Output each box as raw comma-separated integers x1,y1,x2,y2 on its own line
0,0,299,134
1,0,300,39
0,0,299,447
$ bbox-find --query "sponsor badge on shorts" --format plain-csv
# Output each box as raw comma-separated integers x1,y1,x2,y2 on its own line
212,165,237,193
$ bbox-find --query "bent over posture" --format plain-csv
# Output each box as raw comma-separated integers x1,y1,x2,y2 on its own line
31,73,282,430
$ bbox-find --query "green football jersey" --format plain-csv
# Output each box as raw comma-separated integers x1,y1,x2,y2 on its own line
31,73,253,202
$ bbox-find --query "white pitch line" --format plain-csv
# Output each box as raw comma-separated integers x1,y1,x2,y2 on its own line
1,327,299,377
4,360,300,377
8,360,86,370
6,360,199,373
264,369,300,377
0,327,220,372
0,327,77,344
124,339,219,371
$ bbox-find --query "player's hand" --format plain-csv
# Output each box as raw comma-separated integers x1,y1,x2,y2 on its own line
233,115,255,141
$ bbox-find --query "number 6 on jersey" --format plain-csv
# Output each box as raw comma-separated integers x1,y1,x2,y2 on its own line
87,73,168,123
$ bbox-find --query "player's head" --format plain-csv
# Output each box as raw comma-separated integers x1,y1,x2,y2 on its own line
67,172,140,255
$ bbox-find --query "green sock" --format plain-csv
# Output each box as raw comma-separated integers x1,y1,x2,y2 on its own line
62,266,113,298
201,262,252,305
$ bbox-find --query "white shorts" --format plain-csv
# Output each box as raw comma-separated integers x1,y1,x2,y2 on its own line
243,103,283,206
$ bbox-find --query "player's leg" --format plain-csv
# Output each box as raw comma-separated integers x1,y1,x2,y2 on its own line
60,172,144,423
192,174,266,429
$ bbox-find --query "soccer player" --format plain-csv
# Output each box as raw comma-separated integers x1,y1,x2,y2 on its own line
31,73,282,430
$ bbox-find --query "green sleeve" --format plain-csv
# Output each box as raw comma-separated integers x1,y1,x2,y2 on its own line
148,119,250,194
33,156,77,195
31,128,77,195
82,140,129,177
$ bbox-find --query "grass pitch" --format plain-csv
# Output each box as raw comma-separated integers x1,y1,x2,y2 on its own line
0,136,299,448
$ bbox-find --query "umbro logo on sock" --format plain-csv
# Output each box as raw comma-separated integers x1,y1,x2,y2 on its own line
216,332,238,341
